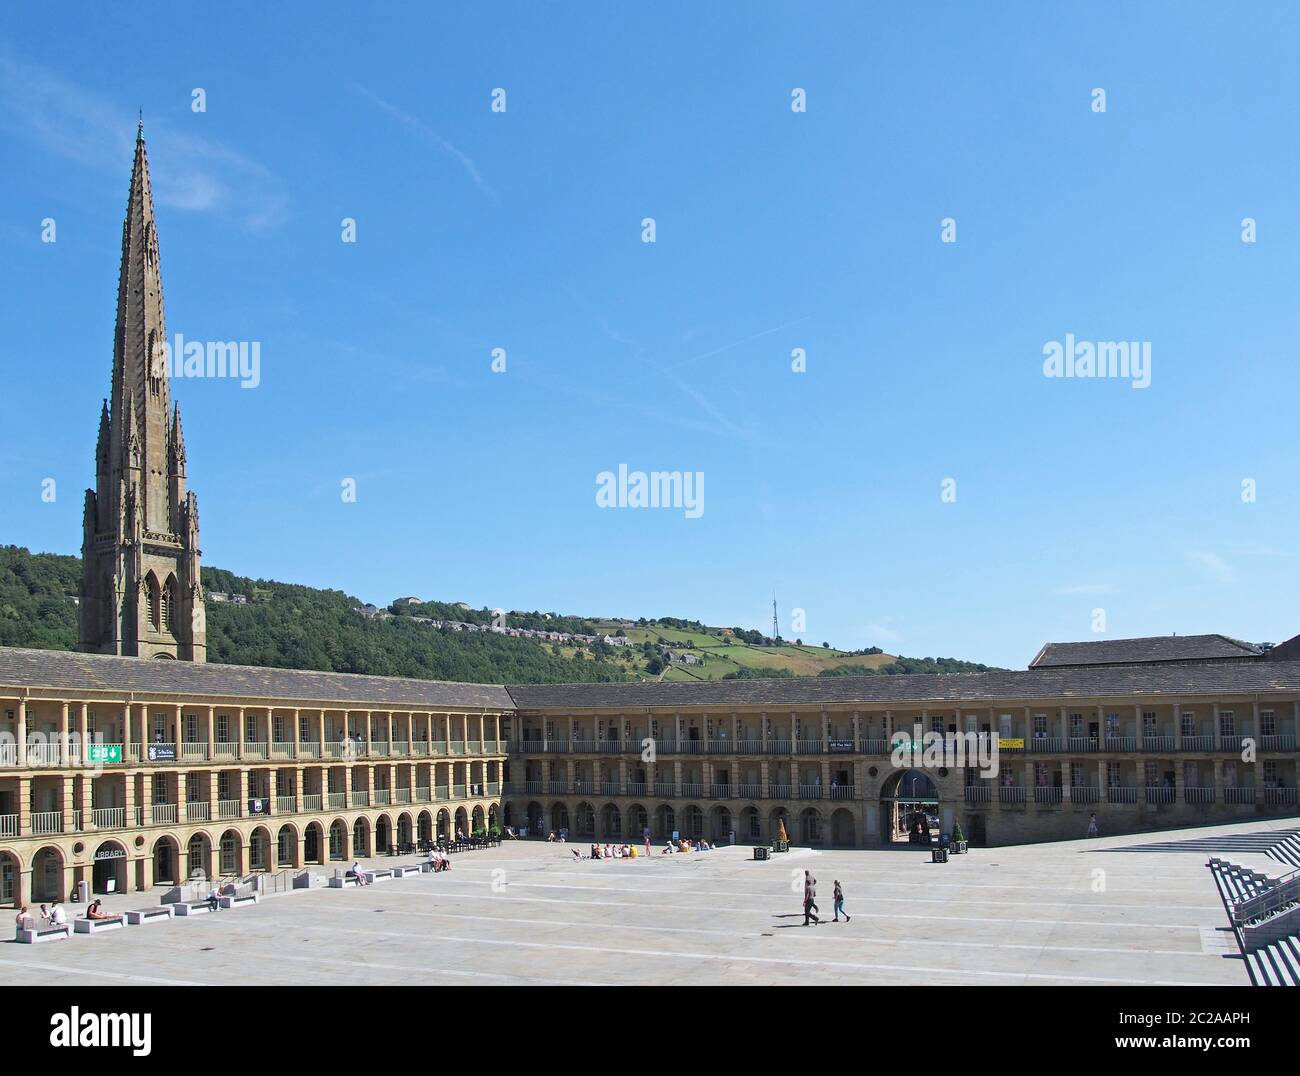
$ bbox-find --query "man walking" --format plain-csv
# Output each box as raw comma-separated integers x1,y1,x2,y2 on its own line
833,879,850,922
1086,813,1099,838
803,869,820,926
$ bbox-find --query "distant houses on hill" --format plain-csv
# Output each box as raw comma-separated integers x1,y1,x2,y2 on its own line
350,603,631,648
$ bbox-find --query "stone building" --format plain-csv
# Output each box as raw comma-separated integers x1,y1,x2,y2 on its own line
79,122,205,662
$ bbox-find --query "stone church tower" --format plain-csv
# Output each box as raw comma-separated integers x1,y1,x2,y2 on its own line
79,122,206,662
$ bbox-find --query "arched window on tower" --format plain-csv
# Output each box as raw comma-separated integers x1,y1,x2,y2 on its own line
163,574,179,633
101,574,115,638
145,573,161,631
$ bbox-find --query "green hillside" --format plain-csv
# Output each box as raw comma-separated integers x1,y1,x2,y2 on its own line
0,545,1000,683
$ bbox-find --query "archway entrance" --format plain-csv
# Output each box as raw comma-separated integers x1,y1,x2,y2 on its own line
152,836,178,884
92,840,128,894
878,769,940,845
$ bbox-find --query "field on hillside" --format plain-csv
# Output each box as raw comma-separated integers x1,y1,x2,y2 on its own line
604,623,898,681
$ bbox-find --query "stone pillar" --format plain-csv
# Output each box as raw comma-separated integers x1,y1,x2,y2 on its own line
15,699,27,764
318,709,328,757
206,705,215,761
1135,704,1144,751
78,702,90,766
852,711,861,749
1061,759,1072,802
58,701,70,767
235,706,245,759
1212,758,1224,804
1173,703,1182,749
292,707,301,758
61,772,76,833
17,774,31,837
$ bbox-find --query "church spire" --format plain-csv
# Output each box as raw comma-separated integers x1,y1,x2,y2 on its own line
81,127,206,662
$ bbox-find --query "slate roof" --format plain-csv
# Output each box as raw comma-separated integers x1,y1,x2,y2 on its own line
505,661,1300,710
1029,634,1262,669
0,647,514,710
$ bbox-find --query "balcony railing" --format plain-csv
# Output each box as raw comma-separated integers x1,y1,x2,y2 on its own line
1263,787,1297,805
998,786,1026,803
1033,787,1062,804
524,780,543,794
391,740,409,757
1070,785,1100,803
737,783,762,799
213,742,239,760
1143,735,1175,753
351,791,370,808
91,807,126,828
600,781,620,796
180,743,209,762
275,795,298,813
26,743,61,766
653,782,675,797
185,801,211,821
681,783,704,798
1183,787,1215,804
151,803,178,824
1106,786,1137,804
243,741,269,760
710,783,732,799
574,780,594,796
830,785,854,800
1181,735,1214,752
1262,734,1296,751
768,783,792,799
301,794,323,812
0,743,15,767
1029,737,1064,753
218,800,242,819
0,814,18,837
795,740,822,755
453,784,467,798
370,742,390,758
1219,735,1246,752
373,789,391,806
964,785,991,802
1144,786,1175,804
597,741,622,754
737,739,763,753
1068,737,1100,753
769,740,792,755
1104,736,1136,753
270,741,295,760
417,786,434,802
327,792,346,809
31,810,63,835
299,742,322,759
797,784,823,799
707,740,732,754
626,782,647,797
1223,787,1255,805
394,788,411,803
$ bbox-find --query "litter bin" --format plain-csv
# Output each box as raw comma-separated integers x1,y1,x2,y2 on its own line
931,847,949,864
76,879,89,904
753,846,770,861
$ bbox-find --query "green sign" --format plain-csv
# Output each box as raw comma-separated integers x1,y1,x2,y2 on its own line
89,744,122,764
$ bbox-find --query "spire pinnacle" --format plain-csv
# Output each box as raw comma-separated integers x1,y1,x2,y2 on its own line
137,110,143,141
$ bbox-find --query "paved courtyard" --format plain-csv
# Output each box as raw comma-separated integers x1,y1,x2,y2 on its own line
6,817,1297,986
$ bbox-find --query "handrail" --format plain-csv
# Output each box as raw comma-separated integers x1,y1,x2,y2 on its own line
1230,866,1300,925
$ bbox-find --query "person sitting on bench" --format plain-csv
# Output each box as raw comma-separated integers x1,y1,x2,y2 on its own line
351,861,371,885
207,886,221,911
86,899,114,921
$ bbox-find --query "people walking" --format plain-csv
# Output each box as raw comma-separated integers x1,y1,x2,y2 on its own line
1086,813,1099,837
803,869,820,925
833,879,850,922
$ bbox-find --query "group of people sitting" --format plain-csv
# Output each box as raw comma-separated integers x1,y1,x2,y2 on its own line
15,898,122,931
426,847,451,872
663,838,713,854
573,842,640,860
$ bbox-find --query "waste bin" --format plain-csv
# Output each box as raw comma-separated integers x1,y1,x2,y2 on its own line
76,879,89,903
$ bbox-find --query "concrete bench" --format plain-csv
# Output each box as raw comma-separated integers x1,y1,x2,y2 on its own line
328,872,362,888
15,924,72,943
125,907,175,926
74,916,127,934
218,893,259,910
391,864,422,878
175,900,218,916
363,869,394,883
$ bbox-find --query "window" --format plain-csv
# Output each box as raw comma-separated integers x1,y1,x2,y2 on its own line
1264,761,1278,785
1034,714,1047,736
185,773,201,802
185,713,198,743
931,715,943,734
152,773,167,801
1106,762,1121,788
216,714,229,743
299,716,310,741
1180,712,1196,737
245,714,256,743
218,772,233,800
1260,710,1276,736
273,715,284,743
152,712,166,741
1142,712,1157,736
1219,711,1235,737
1144,761,1158,786
1105,713,1120,734
1070,713,1083,735
1223,761,1237,789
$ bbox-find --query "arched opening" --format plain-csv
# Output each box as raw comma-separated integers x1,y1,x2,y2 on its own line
304,821,324,864
417,811,433,845
549,802,569,837
682,805,704,839
526,801,544,837
218,829,243,876
879,769,940,845
277,824,299,867
186,833,212,881
163,573,180,634
328,820,348,861
654,803,675,840
152,835,179,885
375,814,392,855
454,807,469,838
601,802,621,837
799,807,823,846
575,801,595,838
831,808,857,848
351,817,370,858
32,846,65,902
740,806,761,843
436,809,451,841
0,850,19,906
91,840,128,894
710,805,732,843
397,813,413,848
488,803,500,831
627,803,648,841
768,807,790,845
145,571,161,631
471,805,485,834
249,827,272,872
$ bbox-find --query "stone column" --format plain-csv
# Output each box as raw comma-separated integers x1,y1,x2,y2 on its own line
235,706,245,759
17,774,31,837
1061,759,1072,803
1135,704,1144,751
1173,703,1182,750
206,705,215,761
58,701,70,767
1212,758,1224,805
78,702,90,766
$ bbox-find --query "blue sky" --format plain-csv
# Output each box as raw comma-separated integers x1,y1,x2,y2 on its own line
2,2,1299,669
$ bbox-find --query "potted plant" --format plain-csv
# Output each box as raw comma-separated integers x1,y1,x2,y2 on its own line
951,818,968,854
773,817,790,853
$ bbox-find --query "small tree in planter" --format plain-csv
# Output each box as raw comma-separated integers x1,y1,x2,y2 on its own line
773,817,790,853
951,818,968,854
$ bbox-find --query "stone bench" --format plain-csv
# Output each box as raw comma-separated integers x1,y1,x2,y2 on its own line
15,924,72,943
218,893,259,910
328,872,362,888
175,900,218,916
74,916,127,934
125,907,175,926
391,864,422,878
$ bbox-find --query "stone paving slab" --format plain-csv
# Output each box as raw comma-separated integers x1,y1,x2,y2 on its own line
6,818,1295,986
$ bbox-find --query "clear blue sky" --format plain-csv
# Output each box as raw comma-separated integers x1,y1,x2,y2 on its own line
2,2,1299,669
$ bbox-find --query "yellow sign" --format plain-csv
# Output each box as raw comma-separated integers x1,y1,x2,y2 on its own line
998,738,1025,749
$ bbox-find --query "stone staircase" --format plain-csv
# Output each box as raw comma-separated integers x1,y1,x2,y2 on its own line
1207,856,1300,986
